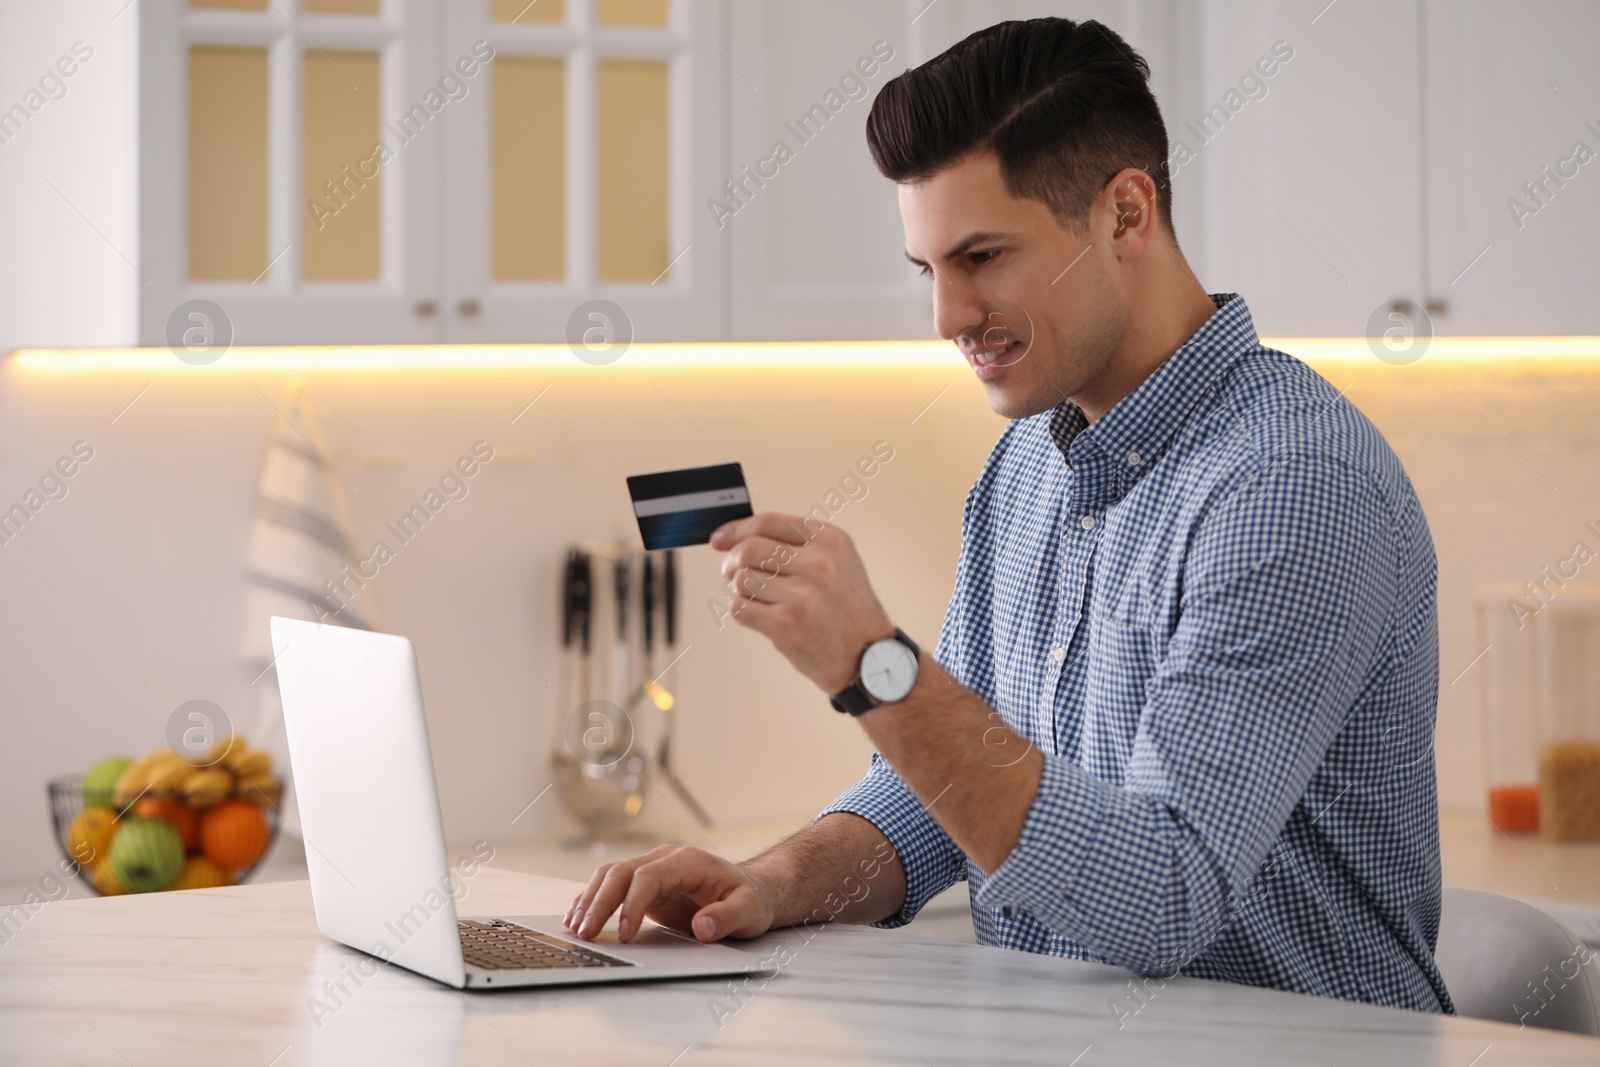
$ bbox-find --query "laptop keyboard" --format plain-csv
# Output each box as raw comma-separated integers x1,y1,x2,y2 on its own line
459,919,633,971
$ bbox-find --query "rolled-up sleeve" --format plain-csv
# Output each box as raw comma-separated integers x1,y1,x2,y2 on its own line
818,751,969,928
974,452,1400,973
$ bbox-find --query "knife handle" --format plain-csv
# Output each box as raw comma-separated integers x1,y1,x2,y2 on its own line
574,551,591,655
642,553,655,654
614,556,629,639
663,549,677,647
561,549,576,648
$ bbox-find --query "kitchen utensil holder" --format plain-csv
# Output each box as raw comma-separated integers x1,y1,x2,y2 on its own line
553,540,709,843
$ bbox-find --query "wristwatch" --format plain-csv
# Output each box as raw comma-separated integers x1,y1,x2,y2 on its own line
829,628,921,715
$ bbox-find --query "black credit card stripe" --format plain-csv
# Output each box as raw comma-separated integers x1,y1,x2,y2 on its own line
637,504,754,550
627,462,746,502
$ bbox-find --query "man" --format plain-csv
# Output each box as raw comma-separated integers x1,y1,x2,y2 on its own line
565,17,1452,1013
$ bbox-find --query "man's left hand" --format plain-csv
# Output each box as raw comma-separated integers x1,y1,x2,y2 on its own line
711,512,894,695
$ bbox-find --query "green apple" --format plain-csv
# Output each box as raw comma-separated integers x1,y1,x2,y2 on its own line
82,756,132,810
108,817,184,893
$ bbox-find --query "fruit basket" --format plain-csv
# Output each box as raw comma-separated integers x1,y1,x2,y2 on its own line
49,740,284,895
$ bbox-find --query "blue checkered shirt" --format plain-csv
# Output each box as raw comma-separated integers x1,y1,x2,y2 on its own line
821,294,1452,1013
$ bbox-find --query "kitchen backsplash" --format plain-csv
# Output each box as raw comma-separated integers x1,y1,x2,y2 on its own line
2,342,1596,882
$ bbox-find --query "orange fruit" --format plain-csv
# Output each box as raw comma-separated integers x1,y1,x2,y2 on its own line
67,806,119,868
169,856,234,891
199,800,271,870
134,795,199,852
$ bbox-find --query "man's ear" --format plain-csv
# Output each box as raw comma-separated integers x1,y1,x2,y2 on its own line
1102,168,1158,255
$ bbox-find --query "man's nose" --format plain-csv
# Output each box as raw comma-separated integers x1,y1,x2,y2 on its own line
931,276,986,345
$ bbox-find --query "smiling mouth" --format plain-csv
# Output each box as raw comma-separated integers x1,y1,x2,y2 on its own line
972,339,1025,367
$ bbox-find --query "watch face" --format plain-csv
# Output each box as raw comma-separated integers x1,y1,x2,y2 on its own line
860,638,918,703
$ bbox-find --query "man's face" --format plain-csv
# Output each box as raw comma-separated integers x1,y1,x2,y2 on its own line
899,151,1128,420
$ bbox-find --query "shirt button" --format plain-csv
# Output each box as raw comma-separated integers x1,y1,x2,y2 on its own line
1001,905,1014,919
1049,645,1068,663
1126,450,1142,467
1079,514,1097,531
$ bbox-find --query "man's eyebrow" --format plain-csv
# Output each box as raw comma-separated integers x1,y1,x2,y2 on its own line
904,230,1016,268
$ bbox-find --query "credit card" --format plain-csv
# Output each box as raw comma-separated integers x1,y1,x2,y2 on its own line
627,463,753,550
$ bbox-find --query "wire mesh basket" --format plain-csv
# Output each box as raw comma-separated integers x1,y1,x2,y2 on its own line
48,775,282,895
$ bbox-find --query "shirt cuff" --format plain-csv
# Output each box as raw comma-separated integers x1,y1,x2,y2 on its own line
817,753,968,929
972,752,1112,930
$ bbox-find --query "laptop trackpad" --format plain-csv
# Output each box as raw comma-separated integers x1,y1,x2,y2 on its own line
581,924,694,948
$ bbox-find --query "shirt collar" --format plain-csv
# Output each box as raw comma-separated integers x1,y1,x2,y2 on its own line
1048,293,1256,484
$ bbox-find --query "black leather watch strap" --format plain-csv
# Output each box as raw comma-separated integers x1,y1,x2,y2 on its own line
829,628,920,716
828,684,877,716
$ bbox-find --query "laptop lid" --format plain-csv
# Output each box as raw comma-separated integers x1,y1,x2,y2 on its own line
271,617,466,988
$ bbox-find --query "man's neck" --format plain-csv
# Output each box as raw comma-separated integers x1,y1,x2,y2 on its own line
1073,269,1219,423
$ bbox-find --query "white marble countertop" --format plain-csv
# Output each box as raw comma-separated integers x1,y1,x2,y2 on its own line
2,866,1597,1065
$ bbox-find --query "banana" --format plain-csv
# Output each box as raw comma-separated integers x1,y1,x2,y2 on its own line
236,773,282,808
146,757,193,795
226,749,272,778
203,735,244,767
112,749,188,808
110,751,165,803
181,767,234,808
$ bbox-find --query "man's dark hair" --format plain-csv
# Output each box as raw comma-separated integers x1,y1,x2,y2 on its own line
866,18,1174,236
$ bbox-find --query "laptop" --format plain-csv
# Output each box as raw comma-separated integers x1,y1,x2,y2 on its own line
271,616,760,990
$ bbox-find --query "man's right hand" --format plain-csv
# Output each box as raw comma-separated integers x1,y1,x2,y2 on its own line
563,843,778,944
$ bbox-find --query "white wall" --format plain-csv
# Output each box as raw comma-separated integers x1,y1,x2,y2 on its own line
5,347,1600,883
0,0,139,350
0,356,1005,883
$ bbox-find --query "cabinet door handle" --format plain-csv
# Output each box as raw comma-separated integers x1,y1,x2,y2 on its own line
414,300,438,318
458,299,481,318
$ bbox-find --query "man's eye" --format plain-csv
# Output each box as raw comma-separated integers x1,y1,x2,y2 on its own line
970,250,999,267
916,264,933,279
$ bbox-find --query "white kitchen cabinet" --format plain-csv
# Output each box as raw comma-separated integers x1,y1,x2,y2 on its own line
132,0,724,346
137,0,447,345
1188,0,1600,340
440,0,726,343
723,1,926,340
1180,0,1427,339
1422,0,1600,337
0,0,1594,349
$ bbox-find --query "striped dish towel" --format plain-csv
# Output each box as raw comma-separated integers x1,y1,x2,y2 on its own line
240,387,377,835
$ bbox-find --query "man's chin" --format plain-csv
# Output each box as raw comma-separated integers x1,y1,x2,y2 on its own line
982,378,1063,421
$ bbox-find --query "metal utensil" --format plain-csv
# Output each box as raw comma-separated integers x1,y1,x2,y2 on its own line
555,544,648,839
550,549,580,770
624,552,667,714
656,548,713,827
631,552,675,713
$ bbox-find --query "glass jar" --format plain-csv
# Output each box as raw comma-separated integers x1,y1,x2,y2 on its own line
1477,584,1540,832
1477,584,1600,838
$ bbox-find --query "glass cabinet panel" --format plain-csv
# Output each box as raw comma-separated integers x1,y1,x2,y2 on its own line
597,59,668,282
492,57,565,282
188,46,269,281
302,50,382,282
492,0,565,23
597,0,668,26
304,0,382,13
